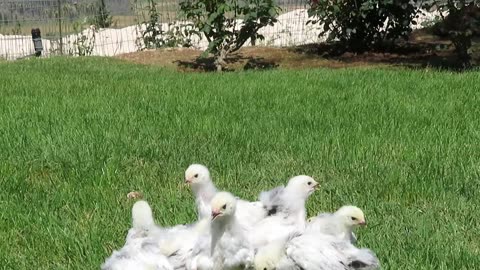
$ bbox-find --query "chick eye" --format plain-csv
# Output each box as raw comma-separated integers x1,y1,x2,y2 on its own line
264,268,267,270
194,174,199,178
307,181,312,185
351,217,357,221
222,204,227,210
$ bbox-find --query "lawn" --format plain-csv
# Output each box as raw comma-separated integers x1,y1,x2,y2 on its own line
0,57,479,269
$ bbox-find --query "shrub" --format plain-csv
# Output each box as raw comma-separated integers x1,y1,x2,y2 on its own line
179,0,280,71
160,22,198,48
136,0,196,50
141,0,164,49
420,0,479,69
307,0,418,52
68,23,97,56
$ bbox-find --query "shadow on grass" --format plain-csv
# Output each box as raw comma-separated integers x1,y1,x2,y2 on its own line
174,57,217,72
174,54,279,72
243,57,279,71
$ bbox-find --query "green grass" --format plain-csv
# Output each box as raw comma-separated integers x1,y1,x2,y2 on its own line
0,57,479,269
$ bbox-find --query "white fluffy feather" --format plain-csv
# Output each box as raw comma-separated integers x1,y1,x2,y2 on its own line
101,201,173,270
185,164,266,227
249,176,318,248
189,192,254,270
307,206,366,244
260,175,318,221
286,233,380,270
102,200,209,270
254,232,380,270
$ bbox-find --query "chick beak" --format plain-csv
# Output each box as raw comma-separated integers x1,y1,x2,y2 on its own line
313,183,320,190
211,210,221,220
185,178,192,184
359,220,367,226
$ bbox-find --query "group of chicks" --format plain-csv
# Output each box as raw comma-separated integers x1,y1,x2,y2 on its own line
102,164,380,270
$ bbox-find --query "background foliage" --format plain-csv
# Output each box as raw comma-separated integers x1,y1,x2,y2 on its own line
180,0,280,71
307,0,418,52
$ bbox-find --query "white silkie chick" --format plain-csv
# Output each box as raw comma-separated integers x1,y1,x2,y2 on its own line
254,232,380,270
185,164,217,220
185,164,266,227
101,201,174,270
189,191,254,270
103,200,210,270
249,175,318,248
307,205,367,244
260,175,319,222
153,218,210,270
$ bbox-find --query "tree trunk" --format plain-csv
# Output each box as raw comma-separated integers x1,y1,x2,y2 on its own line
214,49,228,72
454,35,472,69
446,2,476,69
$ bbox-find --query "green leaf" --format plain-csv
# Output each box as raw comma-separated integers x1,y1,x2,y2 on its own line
237,0,248,8
268,7,278,17
202,24,212,34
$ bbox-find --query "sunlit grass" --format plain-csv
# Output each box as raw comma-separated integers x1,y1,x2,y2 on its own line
0,57,479,269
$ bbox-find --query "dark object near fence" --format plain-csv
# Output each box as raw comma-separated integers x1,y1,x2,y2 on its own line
31,28,43,57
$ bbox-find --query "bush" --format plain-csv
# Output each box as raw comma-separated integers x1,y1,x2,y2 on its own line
141,0,164,49
180,0,280,71
421,0,479,69
136,0,196,50
307,0,418,53
66,22,97,56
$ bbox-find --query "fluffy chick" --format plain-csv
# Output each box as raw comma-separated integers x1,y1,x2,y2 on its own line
307,205,366,243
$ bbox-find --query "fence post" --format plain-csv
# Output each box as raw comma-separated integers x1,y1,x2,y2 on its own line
57,0,63,54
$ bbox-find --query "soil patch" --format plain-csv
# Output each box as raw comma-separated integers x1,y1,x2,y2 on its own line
116,30,479,72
